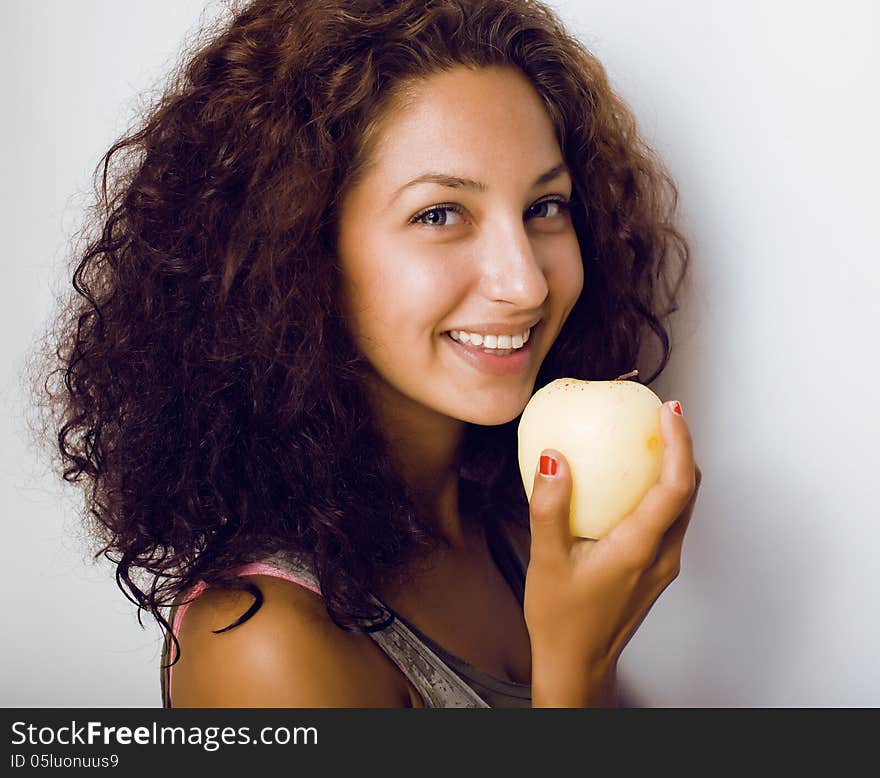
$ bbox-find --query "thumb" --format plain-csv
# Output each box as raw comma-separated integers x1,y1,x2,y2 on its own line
528,448,574,565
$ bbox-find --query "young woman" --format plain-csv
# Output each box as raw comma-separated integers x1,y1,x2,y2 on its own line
37,0,701,707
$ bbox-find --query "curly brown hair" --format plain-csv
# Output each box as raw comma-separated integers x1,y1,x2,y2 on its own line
29,0,690,666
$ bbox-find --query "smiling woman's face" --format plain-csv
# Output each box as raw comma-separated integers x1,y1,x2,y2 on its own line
336,65,584,427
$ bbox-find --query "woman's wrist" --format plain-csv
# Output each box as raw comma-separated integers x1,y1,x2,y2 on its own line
531,654,619,708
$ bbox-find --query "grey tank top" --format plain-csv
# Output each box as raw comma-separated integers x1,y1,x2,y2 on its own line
161,520,532,708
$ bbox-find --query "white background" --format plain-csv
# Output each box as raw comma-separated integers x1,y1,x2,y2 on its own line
2,0,877,707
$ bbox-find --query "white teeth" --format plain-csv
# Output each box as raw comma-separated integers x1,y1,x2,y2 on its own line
448,326,532,350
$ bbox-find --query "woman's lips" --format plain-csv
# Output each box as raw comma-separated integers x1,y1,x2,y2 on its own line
442,323,538,376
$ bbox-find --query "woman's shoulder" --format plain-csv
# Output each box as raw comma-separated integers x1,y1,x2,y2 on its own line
170,573,412,707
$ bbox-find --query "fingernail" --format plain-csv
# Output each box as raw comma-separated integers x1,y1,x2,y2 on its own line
539,453,558,477
668,401,683,417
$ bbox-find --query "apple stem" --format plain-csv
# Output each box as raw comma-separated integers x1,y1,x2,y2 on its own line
614,369,639,381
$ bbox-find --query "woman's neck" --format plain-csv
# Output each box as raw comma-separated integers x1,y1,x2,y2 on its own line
368,379,471,550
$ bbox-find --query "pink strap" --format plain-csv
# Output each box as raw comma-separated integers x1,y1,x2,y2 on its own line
166,563,321,706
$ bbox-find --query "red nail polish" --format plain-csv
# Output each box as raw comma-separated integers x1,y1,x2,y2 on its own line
671,401,683,416
539,454,558,476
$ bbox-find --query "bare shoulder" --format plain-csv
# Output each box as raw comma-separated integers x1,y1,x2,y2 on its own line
171,575,411,708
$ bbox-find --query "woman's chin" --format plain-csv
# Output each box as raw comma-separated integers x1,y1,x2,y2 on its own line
454,400,530,427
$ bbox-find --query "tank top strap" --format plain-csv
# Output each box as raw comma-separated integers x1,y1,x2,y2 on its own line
363,594,490,708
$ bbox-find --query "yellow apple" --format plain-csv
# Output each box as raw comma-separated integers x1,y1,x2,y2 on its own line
517,374,664,539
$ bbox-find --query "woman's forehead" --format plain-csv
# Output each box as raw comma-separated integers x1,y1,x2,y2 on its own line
352,66,566,199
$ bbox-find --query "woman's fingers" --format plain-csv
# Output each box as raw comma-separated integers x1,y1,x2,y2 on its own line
650,463,702,579
607,401,698,563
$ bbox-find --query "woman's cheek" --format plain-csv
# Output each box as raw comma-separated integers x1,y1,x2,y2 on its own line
400,259,463,319
552,238,584,303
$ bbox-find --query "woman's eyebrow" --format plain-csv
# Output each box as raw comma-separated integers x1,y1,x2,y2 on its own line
389,161,570,203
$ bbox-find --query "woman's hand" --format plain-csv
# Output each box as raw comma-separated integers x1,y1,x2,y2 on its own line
524,400,702,707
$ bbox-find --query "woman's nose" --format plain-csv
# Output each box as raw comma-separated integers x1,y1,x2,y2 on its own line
476,219,549,307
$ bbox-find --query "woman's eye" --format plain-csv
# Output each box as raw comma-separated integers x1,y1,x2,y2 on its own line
410,197,571,228
528,198,571,219
411,204,465,227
